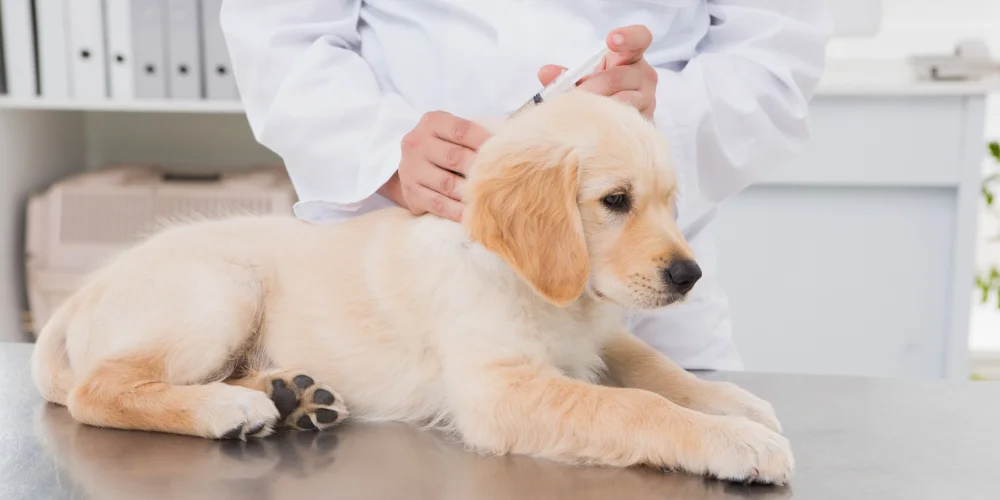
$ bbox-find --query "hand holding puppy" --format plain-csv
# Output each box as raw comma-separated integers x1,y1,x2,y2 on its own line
380,111,492,222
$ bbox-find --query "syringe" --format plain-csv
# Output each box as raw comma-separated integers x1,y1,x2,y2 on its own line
510,46,610,117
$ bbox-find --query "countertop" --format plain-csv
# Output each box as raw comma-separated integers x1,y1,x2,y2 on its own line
816,58,1000,96
2,342,999,500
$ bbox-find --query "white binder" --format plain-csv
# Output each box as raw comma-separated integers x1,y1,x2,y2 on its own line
131,0,167,99
200,0,237,100
67,0,108,99
35,0,72,98
1,0,38,97
165,0,202,99
104,0,134,99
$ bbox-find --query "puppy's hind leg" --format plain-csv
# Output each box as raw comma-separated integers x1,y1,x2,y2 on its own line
65,258,281,440
67,354,280,440
227,370,349,431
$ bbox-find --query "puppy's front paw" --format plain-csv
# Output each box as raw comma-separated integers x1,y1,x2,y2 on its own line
695,416,794,485
695,382,783,433
205,386,281,440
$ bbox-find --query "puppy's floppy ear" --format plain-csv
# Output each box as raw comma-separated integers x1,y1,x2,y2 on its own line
464,141,589,306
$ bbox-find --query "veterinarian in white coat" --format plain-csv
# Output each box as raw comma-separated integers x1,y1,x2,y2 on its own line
219,0,831,371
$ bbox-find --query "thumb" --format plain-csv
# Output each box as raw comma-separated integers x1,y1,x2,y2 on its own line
537,65,568,86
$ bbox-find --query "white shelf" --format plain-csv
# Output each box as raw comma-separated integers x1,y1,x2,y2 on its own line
0,97,245,114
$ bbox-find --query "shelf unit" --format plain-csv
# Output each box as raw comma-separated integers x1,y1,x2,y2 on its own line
0,98,279,341
0,97,246,114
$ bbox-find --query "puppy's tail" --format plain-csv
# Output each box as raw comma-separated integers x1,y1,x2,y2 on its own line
31,293,82,406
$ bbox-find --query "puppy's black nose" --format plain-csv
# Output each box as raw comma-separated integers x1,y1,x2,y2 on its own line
662,260,702,294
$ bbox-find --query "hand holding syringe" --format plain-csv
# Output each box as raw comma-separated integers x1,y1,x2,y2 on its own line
510,47,611,117
513,27,659,120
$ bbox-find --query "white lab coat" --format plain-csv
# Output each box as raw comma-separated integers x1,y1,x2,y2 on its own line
219,0,831,370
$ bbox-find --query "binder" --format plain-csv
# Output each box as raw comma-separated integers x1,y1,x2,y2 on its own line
67,0,108,99
1,0,38,96
200,0,237,99
165,0,202,99
104,0,133,99
131,0,166,98
35,0,72,98
0,5,6,95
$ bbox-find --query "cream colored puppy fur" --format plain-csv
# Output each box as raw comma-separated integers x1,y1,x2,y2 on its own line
32,90,793,484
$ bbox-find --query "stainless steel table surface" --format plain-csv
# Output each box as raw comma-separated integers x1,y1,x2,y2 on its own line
2,342,998,500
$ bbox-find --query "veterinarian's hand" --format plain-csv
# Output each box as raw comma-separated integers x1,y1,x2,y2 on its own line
537,25,658,119
379,111,492,223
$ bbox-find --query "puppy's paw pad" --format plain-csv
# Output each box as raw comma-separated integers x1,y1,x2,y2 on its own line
287,406,345,431
314,408,339,424
268,379,300,420
292,375,315,390
221,425,244,440
263,371,348,431
312,389,336,406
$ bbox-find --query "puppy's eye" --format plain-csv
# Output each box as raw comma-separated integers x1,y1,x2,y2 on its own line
601,193,630,212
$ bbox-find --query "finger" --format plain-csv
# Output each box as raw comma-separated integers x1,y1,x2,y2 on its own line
425,111,493,151
538,65,567,87
422,135,477,177
608,90,653,116
606,25,653,66
412,184,464,222
577,66,644,98
417,160,467,202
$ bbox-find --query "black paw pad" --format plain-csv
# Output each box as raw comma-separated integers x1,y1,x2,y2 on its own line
296,415,317,431
293,375,315,390
245,422,267,436
270,379,299,420
221,425,244,440
312,389,335,405
315,408,338,424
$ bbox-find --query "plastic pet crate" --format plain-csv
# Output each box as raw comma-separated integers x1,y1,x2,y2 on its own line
24,164,296,335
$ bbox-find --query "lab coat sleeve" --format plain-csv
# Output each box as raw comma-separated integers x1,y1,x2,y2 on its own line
219,0,422,213
648,0,832,231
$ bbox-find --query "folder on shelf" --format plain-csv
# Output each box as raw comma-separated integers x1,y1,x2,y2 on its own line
200,0,237,100
1,0,38,97
131,0,167,99
35,0,72,98
0,4,6,95
67,0,108,99
166,0,203,99
105,0,134,99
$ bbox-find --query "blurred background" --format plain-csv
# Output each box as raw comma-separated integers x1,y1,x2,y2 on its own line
0,0,998,381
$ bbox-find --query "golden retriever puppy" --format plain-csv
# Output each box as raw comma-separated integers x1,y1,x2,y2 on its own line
31,89,793,484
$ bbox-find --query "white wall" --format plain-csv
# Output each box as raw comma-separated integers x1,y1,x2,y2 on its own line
825,0,1000,355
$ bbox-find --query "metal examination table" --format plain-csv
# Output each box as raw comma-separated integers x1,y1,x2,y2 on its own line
1,342,997,499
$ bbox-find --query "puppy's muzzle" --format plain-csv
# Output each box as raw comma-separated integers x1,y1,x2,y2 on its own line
661,260,702,295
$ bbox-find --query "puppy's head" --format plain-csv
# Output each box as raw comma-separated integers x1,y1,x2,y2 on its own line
464,90,699,309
